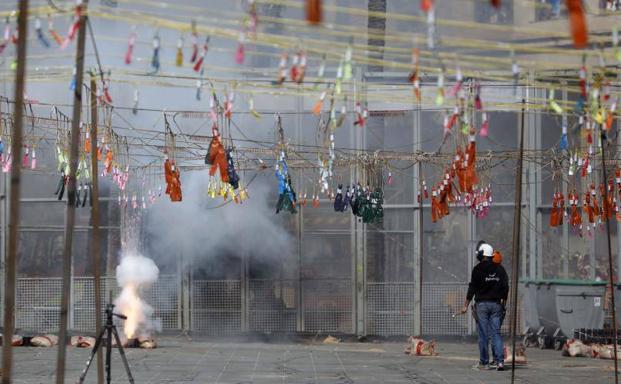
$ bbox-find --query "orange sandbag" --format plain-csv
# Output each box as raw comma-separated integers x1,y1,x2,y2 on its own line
71,336,96,348
404,337,438,356
11,335,23,346
504,344,527,364
31,334,59,347
562,339,592,357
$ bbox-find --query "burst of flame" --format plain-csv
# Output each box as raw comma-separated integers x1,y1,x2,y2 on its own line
116,283,144,339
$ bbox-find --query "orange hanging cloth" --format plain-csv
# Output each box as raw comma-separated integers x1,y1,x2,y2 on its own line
591,185,600,218
431,192,439,223
570,191,582,226
169,165,182,202
438,187,450,218
454,148,466,193
207,126,229,182
164,158,173,195
463,134,478,193
566,0,588,49
104,150,113,173
550,193,559,227
306,0,322,25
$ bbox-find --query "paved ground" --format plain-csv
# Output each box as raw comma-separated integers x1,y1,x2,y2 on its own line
3,336,616,383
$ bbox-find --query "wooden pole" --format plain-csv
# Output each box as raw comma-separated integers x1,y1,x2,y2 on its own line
90,76,104,384
510,100,526,381
600,128,619,383
56,2,89,383
1,1,29,383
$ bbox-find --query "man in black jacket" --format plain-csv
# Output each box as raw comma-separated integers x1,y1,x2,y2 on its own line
460,243,509,371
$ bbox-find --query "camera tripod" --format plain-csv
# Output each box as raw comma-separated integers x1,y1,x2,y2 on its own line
77,303,135,384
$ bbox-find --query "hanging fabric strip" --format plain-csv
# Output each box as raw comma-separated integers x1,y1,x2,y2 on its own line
132,88,139,115
190,20,198,63
479,112,489,137
343,40,353,81
176,36,184,67
125,27,136,65
193,36,210,72
103,71,113,103
69,66,77,91
196,68,204,101
151,33,161,73
409,48,421,102
335,61,343,94
474,80,482,111
277,53,287,84
35,17,50,48
249,97,261,119
549,89,563,114
61,6,82,50
290,51,299,82
435,72,445,106
151,32,160,73
48,15,63,46
236,32,245,65
312,90,326,115
0,17,10,54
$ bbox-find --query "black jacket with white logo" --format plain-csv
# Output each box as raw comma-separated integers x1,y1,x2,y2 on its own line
466,260,509,302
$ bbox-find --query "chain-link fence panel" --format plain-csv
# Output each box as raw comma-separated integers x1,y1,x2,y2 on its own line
367,282,416,335
191,280,241,334
248,279,297,333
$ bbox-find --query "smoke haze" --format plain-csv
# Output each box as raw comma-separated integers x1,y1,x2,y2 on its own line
145,171,293,273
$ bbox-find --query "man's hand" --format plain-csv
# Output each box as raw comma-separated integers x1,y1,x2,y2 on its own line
460,305,469,314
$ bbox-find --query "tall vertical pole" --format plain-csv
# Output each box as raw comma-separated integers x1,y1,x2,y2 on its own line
56,2,89,383
2,1,29,383
510,100,526,382
417,161,423,336
90,77,104,384
600,127,619,383
562,84,569,279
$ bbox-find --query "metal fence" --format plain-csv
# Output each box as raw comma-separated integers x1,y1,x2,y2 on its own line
248,279,297,333
191,280,241,335
302,279,352,333
15,275,179,333
14,277,520,337
422,282,470,336
367,282,416,336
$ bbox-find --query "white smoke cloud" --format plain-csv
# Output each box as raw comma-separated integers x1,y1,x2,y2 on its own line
114,252,160,339
145,170,293,272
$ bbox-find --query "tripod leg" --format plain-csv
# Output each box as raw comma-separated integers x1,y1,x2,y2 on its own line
111,326,135,384
77,326,108,384
106,327,112,384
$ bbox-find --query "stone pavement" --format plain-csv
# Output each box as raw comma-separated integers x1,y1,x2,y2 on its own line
3,337,616,383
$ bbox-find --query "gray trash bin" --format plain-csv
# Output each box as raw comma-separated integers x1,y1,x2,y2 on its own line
520,281,540,331
556,285,606,337
521,279,606,348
